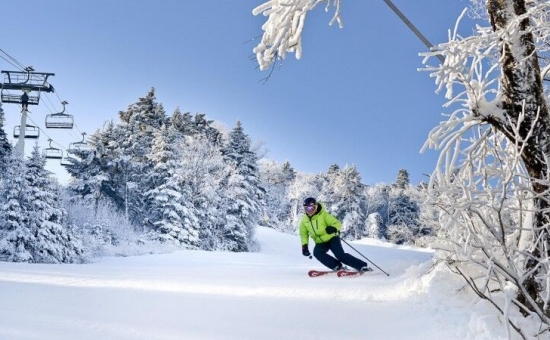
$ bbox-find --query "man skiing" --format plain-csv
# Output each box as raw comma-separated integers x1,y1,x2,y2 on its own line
299,197,371,273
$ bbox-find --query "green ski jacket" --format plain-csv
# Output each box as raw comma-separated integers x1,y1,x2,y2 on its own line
299,203,341,245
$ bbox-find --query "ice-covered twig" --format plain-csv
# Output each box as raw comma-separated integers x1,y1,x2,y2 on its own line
252,0,342,71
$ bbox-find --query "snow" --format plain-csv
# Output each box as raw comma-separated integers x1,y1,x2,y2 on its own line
0,227,529,339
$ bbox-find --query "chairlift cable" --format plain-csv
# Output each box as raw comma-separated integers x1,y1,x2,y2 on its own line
52,89,65,105
382,0,445,63
72,122,84,135
0,47,26,70
42,92,57,114
0,55,22,70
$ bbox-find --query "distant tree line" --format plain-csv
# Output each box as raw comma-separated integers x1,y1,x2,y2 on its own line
260,162,437,245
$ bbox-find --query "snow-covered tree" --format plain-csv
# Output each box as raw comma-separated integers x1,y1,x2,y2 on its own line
365,184,390,236
117,88,166,226
287,172,323,228
66,122,122,213
327,165,366,240
259,159,296,232
144,126,199,247
68,89,167,227
366,212,384,239
168,109,222,145
0,146,82,263
394,169,409,190
220,121,265,252
389,191,419,230
62,189,153,258
176,134,226,250
419,0,550,335
0,154,33,262
26,144,83,263
387,191,419,245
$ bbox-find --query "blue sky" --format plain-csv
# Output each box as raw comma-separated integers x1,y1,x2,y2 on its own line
0,0,473,185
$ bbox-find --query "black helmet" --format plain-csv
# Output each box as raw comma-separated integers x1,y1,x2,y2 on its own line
303,197,317,206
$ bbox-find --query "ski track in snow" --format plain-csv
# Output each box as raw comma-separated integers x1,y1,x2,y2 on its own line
0,268,411,302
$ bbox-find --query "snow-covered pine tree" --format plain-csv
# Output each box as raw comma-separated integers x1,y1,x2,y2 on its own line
366,212,384,239
144,125,199,247
0,146,83,263
394,169,410,190
168,108,193,134
119,88,165,137
192,113,223,145
176,134,226,250
329,165,366,240
317,164,340,215
287,171,323,228
167,110,223,149
386,169,421,245
0,154,33,262
365,184,390,238
282,161,297,182
220,121,265,252
386,191,420,245
66,121,123,213
25,144,83,262
117,88,166,226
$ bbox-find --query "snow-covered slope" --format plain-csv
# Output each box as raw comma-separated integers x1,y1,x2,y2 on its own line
0,227,524,339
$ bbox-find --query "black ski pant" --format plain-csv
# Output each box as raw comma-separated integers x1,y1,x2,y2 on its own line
313,236,368,271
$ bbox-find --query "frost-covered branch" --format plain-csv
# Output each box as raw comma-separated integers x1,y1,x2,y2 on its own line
252,0,342,70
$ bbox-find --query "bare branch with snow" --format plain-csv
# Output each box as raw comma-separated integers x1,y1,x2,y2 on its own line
252,0,342,71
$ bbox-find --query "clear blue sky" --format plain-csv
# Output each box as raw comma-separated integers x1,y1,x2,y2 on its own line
0,0,473,185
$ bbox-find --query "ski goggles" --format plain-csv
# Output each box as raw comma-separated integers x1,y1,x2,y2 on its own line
304,204,316,212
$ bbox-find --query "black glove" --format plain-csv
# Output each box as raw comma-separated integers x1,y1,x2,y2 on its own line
302,245,311,257
325,226,337,234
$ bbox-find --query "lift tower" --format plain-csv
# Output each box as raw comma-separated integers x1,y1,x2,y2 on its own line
1,66,55,157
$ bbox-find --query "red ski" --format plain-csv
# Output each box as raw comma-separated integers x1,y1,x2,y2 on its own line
308,270,337,277
337,270,369,278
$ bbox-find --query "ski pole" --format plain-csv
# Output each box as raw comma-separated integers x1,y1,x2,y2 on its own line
340,237,390,276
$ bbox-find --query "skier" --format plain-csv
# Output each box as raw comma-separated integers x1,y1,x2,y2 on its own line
299,197,371,273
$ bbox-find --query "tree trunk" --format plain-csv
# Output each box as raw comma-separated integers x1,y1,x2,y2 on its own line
487,0,550,316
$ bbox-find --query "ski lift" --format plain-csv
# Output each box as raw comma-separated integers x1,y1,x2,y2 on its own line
13,124,39,139
1,67,54,105
68,132,88,151
45,100,73,129
43,139,63,159
60,156,73,166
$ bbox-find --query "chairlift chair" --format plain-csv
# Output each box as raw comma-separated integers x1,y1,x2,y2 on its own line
43,139,63,159
45,100,74,129
13,124,40,139
60,156,73,166
68,132,88,151
1,67,55,106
